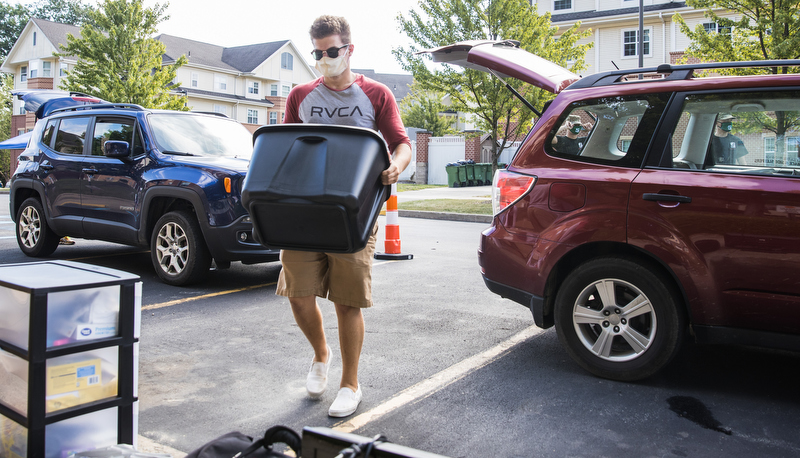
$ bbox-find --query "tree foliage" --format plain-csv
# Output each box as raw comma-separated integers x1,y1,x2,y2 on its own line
395,0,591,170
674,0,800,75
57,0,187,110
400,83,456,137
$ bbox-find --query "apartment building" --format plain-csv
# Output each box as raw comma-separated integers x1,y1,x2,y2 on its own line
534,0,739,75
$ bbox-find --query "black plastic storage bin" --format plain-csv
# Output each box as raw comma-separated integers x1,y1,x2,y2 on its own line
242,124,390,253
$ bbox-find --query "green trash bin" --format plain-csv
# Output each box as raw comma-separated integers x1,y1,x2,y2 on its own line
483,162,494,186
456,164,468,187
445,163,460,187
474,163,487,186
464,163,476,186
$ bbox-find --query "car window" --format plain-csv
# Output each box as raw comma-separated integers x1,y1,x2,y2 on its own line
668,91,800,176
41,119,57,149
91,118,140,157
53,116,91,155
546,94,669,168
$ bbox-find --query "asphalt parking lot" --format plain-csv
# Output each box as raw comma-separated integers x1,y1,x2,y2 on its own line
2,189,800,457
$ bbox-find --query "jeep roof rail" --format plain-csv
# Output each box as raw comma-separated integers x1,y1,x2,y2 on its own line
49,102,146,115
568,59,800,90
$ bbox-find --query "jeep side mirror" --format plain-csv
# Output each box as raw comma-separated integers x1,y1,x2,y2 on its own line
103,140,130,158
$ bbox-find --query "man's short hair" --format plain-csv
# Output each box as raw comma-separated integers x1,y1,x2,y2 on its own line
310,15,351,44
566,114,582,124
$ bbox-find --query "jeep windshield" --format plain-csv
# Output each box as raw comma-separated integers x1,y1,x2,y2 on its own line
148,113,254,159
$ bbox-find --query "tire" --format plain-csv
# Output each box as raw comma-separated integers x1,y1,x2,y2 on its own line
16,197,60,257
554,257,684,382
150,211,211,286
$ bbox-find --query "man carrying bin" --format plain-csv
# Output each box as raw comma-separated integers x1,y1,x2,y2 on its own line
277,15,412,417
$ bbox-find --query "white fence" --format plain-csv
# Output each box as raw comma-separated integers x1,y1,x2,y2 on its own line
427,137,466,185
482,141,522,165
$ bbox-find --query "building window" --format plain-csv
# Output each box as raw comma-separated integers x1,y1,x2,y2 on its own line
269,112,278,124
42,61,51,77
213,104,228,116
29,67,37,78
703,22,732,36
214,75,227,91
33,32,36,46
248,81,259,95
191,72,199,88
247,109,259,124
623,28,650,57
282,85,291,97
764,137,776,165
270,84,278,96
788,136,800,153
60,63,68,76
553,0,571,11
20,66,27,82
281,52,293,70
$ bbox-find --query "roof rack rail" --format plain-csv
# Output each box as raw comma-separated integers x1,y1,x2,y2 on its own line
568,59,800,90
49,103,147,115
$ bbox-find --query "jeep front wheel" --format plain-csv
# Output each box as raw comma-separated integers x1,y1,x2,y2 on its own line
151,211,211,286
554,257,684,382
16,197,60,257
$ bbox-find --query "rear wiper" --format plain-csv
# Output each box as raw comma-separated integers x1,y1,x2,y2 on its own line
161,150,195,156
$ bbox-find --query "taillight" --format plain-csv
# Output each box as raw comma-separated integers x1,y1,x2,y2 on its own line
492,169,536,216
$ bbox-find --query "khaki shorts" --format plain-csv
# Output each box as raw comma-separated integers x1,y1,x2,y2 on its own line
276,224,378,308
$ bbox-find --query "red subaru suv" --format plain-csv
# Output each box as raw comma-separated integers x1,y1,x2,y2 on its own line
425,41,800,381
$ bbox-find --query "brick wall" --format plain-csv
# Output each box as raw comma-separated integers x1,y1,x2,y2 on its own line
415,131,431,184
26,77,54,90
465,136,480,162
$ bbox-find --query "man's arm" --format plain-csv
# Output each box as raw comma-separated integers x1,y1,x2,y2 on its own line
381,142,412,185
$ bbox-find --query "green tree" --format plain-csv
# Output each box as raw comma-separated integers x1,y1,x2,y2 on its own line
674,1,800,162
400,83,455,137
395,0,591,171
30,0,93,26
57,0,187,110
674,0,800,73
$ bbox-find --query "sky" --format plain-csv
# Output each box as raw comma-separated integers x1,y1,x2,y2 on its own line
12,0,422,74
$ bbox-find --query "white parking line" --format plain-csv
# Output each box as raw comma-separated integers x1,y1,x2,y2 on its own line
0,236,16,240
333,324,546,433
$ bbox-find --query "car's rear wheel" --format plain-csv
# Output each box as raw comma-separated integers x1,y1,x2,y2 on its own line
16,197,59,257
151,211,211,286
554,257,684,381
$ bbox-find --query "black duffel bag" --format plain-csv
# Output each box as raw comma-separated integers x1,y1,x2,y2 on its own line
185,425,301,458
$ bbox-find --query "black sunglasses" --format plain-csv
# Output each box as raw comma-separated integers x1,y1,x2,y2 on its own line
311,44,349,61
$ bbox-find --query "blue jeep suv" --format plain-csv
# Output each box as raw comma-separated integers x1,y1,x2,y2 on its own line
9,91,279,285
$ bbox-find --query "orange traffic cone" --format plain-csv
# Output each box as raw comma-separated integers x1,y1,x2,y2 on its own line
374,183,413,260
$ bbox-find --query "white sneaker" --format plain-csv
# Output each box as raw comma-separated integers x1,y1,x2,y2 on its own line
328,385,362,417
306,346,332,398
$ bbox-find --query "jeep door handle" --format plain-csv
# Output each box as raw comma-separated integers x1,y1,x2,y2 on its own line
82,168,99,174
643,193,691,203
40,164,53,171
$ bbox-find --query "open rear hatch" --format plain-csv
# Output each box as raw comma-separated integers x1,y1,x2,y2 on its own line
12,90,107,119
418,40,579,94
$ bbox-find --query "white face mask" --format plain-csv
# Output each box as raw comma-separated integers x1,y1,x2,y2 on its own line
315,49,349,78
